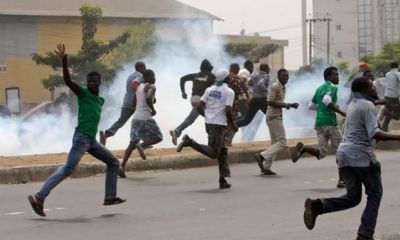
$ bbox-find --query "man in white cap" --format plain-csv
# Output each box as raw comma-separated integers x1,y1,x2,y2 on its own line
176,70,237,189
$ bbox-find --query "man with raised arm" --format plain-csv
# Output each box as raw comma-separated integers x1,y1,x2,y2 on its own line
28,44,125,217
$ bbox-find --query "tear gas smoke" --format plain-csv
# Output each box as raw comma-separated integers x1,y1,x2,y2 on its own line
0,21,352,156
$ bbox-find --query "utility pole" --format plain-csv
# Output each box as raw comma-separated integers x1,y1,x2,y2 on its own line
305,17,332,65
301,0,307,66
326,18,331,64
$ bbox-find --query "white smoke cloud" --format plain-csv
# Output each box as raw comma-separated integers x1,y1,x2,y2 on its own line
0,20,352,156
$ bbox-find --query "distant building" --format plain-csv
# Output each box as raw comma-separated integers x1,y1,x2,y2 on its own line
312,0,400,67
221,35,288,70
0,0,219,112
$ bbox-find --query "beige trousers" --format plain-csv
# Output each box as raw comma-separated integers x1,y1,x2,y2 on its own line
261,117,287,170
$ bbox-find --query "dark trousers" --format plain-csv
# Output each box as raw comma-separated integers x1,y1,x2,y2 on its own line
190,124,230,178
235,97,267,127
321,163,383,238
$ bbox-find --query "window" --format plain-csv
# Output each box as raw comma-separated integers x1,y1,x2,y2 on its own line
336,25,342,30
337,52,343,58
0,65,6,73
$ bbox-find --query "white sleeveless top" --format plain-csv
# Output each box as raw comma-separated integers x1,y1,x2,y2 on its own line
133,83,153,120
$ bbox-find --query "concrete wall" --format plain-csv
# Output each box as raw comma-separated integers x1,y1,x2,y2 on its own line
312,0,359,67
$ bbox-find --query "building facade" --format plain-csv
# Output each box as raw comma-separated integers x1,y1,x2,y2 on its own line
312,0,400,67
0,0,218,113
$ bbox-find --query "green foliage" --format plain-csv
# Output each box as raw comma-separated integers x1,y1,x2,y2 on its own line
224,41,279,62
337,61,350,74
295,57,325,76
365,39,400,76
101,21,155,68
32,4,153,93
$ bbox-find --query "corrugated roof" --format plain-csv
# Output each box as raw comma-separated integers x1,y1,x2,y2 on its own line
0,0,221,20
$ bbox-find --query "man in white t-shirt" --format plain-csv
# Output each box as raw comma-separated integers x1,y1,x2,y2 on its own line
177,70,237,189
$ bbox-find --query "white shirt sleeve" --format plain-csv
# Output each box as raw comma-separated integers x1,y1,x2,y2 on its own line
322,94,332,106
225,89,235,107
200,88,209,103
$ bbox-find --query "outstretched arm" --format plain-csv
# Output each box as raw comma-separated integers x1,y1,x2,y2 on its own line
268,101,299,109
55,44,80,95
373,130,400,141
180,74,195,99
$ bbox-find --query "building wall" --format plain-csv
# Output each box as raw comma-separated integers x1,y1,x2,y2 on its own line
312,0,359,67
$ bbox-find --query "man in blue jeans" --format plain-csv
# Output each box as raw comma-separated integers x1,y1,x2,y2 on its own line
28,44,125,217
303,77,400,240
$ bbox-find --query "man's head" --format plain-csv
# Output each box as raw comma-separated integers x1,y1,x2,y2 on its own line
135,61,146,74
143,69,155,84
244,60,254,74
86,71,101,94
259,63,270,74
229,63,240,75
324,66,339,84
200,59,213,72
363,70,375,81
277,68,289,85
351,77,378,100
390,62,398,69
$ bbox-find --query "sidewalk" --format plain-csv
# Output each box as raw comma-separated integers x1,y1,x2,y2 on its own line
1,136,399,184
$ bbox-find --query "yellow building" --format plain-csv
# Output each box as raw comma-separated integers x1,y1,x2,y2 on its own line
0,0,218,114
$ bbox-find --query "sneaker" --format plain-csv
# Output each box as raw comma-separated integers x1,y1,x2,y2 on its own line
292,142,304,163
103,197,126,206
337,180,346,188
118,167,127,178
100,130,106,146
303,198,321,230
177,134,191,152
261,169,277,175
136,143,146,160
255,153,266,171
28,195,46,217
170,130,178,146
219,182,232,189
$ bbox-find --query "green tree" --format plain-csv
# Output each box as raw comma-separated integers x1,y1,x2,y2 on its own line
101,21,155,68
32,4,131,93
364,39,400,76
224,41,280,62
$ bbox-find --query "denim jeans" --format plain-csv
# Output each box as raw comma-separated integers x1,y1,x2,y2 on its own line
36,131,120,201
175,97,200,137
190,124,230,178
321,162,382,238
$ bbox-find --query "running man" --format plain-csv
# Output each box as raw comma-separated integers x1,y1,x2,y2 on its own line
292,67,347,188
235,63,270,128
381,62,400,131
28,44,125,217
303,77,400,240
176,70,237,189
100,61,146,145
119,70,163,178
255,69,298,175
170,59,215,145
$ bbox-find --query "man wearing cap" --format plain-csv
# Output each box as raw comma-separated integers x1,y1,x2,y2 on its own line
176,70,237,189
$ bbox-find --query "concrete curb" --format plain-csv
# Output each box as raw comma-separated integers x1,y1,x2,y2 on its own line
1,139,399,184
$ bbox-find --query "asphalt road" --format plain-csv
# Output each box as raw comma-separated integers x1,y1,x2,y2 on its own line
0,151,399,240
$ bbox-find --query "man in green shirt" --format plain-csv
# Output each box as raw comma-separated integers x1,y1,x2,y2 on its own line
28,44,126,217
291,67,346,188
